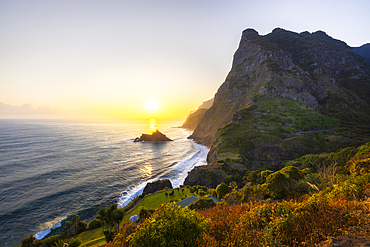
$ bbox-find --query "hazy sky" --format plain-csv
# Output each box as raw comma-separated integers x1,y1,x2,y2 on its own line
1,0,369,119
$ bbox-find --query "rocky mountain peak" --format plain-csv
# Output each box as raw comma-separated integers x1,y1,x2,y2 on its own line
190,27,370,169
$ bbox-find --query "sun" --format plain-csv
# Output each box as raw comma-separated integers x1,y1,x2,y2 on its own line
147,101,158,112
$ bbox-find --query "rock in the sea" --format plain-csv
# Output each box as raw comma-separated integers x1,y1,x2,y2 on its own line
134,130,172,142
143,179,173,194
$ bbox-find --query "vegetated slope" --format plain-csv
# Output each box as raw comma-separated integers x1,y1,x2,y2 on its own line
182,98,214,130
106,143,370,247
354,43,370,63
186,28,370,186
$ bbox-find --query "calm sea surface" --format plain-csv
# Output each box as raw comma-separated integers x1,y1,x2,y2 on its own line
0,119,208,246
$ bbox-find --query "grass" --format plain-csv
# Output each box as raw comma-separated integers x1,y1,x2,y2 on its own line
123,188,191,221
74,188,191,246
213,96,369,172
76,227,105,247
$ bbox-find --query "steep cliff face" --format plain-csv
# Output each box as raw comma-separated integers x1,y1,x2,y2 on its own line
354,43,370,63
181,98,214,130
190,28,370,147
185,28,370,187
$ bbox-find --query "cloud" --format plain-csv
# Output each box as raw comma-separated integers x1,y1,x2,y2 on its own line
0,102,68,118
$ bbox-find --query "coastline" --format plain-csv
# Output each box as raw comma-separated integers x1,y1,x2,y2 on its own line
34,139,209,240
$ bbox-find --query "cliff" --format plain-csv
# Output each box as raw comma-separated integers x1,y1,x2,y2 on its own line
354,43,370,63
185,28,370,187
181,98,214,130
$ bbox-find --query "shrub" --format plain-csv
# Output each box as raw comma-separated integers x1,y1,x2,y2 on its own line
88,218,102,229
266,171,288,199
104,229,114,243
68,238,81,247
129,203,209,247
20,235,42,247
77,221,87,233
138,206,149,220
188,198,216,210
216,183,229,199
42,235,62,247
348,154,370,175
198,189,207,197
105,222,137,247
329,173,370,200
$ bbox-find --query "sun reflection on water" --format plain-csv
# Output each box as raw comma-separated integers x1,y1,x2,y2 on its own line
140,163,153,180
148,119,157,134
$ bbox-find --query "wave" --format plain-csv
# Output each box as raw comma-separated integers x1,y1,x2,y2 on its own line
34,216,66,240
171,140,209,188
116,140,209,208
32,140,209,241
101,145,120,149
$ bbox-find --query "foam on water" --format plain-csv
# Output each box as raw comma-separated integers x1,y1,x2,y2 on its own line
1,119,206,245
116,140,209,207
34,216,66,240
32,140,209,239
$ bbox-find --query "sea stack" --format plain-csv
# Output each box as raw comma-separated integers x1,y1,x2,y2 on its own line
134,130,172,142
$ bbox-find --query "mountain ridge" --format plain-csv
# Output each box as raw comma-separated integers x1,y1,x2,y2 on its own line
185,28,370,187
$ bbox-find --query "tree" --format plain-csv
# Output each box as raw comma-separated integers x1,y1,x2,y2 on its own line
266,172,288,199
138,206,149,221
88,219,102,229
216,183,229,199
77,221,87,233
98,207,106,231
112,208,125,230
106,204,118,231
68,238,81,247
72,214,79,236
20,235,42,247
129,203,209,247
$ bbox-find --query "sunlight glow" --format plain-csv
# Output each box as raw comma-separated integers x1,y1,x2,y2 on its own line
148,119,157,134
140,163,153,180
147,101,158,112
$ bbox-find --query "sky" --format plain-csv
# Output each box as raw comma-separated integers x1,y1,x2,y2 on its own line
1,0,369,120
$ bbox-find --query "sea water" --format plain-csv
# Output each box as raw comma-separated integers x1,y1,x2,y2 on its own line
0,119,208,246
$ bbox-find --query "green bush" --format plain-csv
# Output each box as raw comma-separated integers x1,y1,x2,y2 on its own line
216,183,229,199
19,235,42,247
188,198,216,210
88,218,102,229
68,238,81,247
329,173,370,200
42,235,62,247
266,172,288,199
198,189,207,197
77,221,87,233
130,203,209,247
138,206,149,220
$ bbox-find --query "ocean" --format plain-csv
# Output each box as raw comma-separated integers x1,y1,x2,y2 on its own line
0,119,208,246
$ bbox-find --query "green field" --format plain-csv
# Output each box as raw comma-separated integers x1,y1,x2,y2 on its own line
76,227,105,247
123,188,190,221
75,188,191,246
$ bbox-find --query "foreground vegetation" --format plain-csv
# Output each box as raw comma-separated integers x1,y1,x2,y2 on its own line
20,142,370,246
105,142,370,246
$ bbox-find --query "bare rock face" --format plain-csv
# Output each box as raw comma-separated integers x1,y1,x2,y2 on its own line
183,167,225,188
181,98,214,130
143,179,173,194
190,28,370,148
134,130,172,142
184,28,370,186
